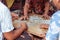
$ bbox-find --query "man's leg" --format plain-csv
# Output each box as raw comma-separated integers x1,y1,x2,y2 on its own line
16,31,32,40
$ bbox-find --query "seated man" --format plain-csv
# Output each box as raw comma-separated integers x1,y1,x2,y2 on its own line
0,1,32,40
20,0,50,20
2,0,19,21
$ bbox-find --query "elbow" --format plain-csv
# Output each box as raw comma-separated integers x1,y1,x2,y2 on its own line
3,32,14,40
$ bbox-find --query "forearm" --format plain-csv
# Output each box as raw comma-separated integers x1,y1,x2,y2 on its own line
3,27,26,40
44,2,50,15
24,3,30,16
12,27,26,39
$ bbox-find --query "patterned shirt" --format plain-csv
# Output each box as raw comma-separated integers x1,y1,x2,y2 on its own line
46,10,60,40
0,2,14,40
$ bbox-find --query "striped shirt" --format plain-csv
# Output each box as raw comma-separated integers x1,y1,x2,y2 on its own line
0,2,14,40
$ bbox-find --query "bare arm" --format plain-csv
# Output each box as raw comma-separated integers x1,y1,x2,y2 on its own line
3,22,27,40
42,2,50,19
24,0,30,16
44,2,50,15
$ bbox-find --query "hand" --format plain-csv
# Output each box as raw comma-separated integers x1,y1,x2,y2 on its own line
24,15,29,20
40,24,49,29
20,15,29,20
41,14,50,20
20,22,28,30
11,12,18,17
11,12,19,21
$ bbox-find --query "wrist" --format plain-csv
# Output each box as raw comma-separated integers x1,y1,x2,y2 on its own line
20,26,27,30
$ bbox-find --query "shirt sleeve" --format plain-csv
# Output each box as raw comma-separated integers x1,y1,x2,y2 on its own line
46,11,60,40
1,5,14,33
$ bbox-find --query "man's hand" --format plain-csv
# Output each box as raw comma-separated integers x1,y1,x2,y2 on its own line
19,15,29,20
20,22,28,30
3,22,27,40
41,14,50,20
11,12,19,21
40,24,49,29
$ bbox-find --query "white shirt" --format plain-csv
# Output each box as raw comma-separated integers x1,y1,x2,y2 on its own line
0,2,14,40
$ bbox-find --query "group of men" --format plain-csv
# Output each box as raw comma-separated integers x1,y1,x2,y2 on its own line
20,0,50,20
0,0,60,40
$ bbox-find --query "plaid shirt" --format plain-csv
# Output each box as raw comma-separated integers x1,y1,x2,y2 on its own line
46,11,60,40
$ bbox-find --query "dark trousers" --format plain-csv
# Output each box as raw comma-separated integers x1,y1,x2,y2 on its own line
16,31,32,40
